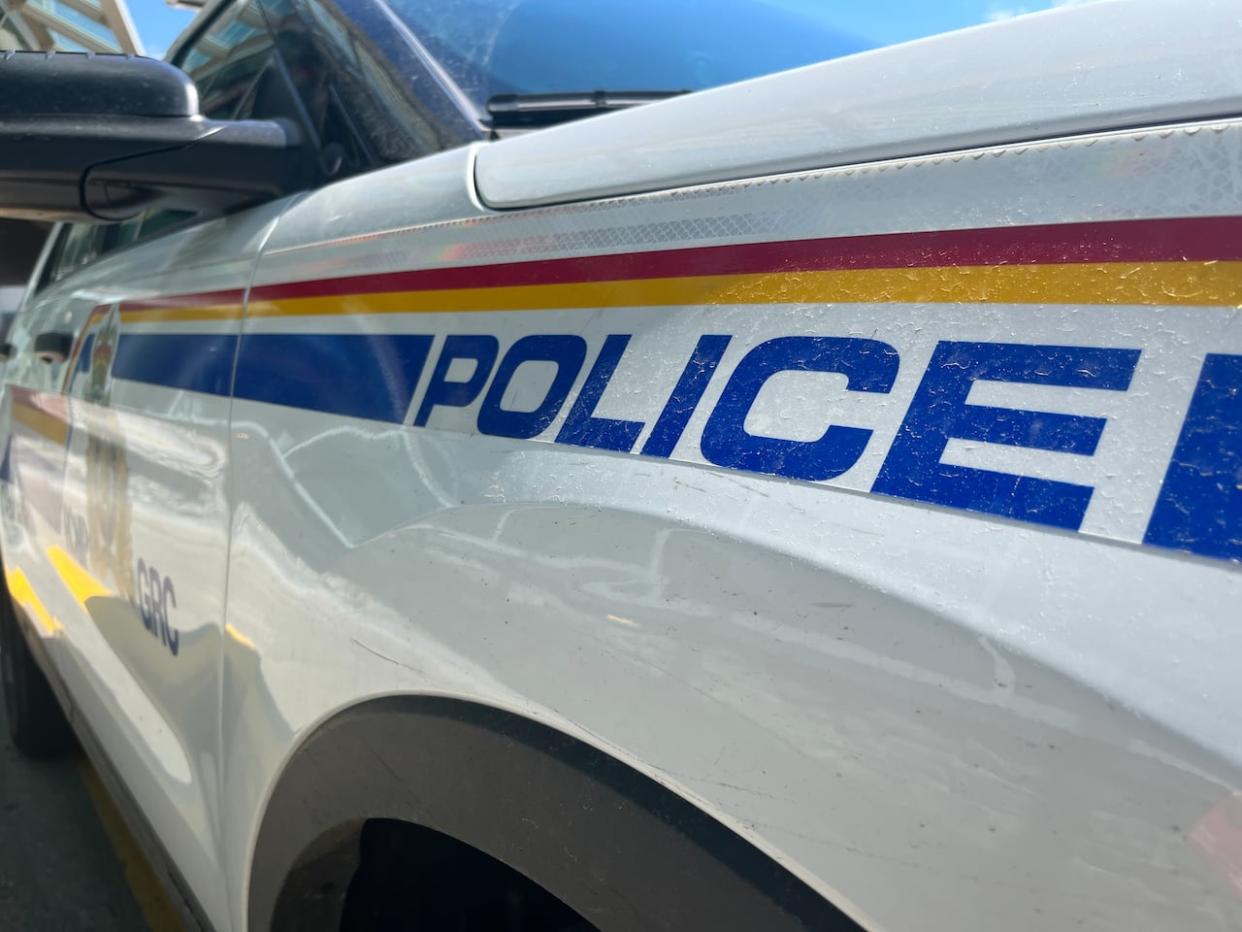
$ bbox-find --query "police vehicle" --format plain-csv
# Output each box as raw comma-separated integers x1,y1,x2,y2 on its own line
0,0,1239,929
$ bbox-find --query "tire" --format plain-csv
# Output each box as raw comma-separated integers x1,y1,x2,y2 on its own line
0,593,74,758
256,698,859,932
340,819,595,932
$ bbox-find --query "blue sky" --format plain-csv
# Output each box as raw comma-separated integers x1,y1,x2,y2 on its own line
127,0,196,57
792,0,1100,45
128,0,1098,59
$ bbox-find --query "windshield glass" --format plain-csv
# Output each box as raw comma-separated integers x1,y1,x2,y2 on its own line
381,0,875,112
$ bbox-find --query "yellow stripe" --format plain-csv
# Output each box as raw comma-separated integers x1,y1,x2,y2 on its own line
4,567,61,635
46,545,112,612
119,304,244,324
224,622,255,651
111,261,1242,327
245,261,1242,318
40,550,181,928
77,760,185,932
12,399,68,445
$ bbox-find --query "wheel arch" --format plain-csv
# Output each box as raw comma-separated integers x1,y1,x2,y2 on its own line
247,694,862,932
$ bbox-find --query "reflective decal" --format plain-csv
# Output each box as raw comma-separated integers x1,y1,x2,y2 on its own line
556,335,644,453
414,335,499,427
703,337,899,482
479,335,587,440
1145,354,1242,562
641,335,731,459
234,333,432,422
872,342,1139,531
70,216,1242,564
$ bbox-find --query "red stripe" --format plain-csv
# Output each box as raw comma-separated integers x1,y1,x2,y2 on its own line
144,216,1240,308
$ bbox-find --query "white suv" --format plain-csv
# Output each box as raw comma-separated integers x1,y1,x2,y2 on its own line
1,1,1240,930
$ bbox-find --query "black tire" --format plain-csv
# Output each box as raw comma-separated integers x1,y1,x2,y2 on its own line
340,819,595,932
0,593,74,757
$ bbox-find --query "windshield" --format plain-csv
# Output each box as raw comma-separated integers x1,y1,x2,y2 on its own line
381,0,875,113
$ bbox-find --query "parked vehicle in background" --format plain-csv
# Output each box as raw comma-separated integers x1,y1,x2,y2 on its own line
0,0,1240,929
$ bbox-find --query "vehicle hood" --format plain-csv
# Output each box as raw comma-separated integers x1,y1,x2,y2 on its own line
475,0,1242,209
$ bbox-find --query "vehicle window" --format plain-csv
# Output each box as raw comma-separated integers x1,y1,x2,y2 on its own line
381,0,874,111
36,207,202,292
29,0,287,291
105,209,199,254
41,224,108,288
108,214,144,254
31,0,465,293
179,0,280,120
124,0,289,241
261,0,441,168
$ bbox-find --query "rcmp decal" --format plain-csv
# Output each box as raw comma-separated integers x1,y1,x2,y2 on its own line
135,558,179,656
80,304,136,606
20,305,182,655
57,217,1242,565
392,331,1238,563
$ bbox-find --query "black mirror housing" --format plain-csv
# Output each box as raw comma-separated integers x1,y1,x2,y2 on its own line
0,51,309,223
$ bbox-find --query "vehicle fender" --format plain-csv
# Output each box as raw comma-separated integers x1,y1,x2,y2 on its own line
224,435,1242,932
246,696,858,932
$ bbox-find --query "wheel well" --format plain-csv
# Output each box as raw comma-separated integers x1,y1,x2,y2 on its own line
251,696,860,932
274,817,591,931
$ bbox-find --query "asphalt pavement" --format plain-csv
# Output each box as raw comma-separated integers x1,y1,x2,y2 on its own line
0,697,179,930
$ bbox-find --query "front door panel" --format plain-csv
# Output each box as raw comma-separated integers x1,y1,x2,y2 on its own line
1,203,287,929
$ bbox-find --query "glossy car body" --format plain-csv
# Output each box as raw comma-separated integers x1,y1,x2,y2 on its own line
1,0,1240,929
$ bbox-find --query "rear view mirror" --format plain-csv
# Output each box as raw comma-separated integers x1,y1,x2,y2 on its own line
0,51,309,223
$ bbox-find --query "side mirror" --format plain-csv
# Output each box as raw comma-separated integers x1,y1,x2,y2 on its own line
0,51,309,223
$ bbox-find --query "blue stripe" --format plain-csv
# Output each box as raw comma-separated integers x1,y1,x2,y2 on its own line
233,333,433,423
78,334,95,373
113,333,238,396
65,332,95,397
